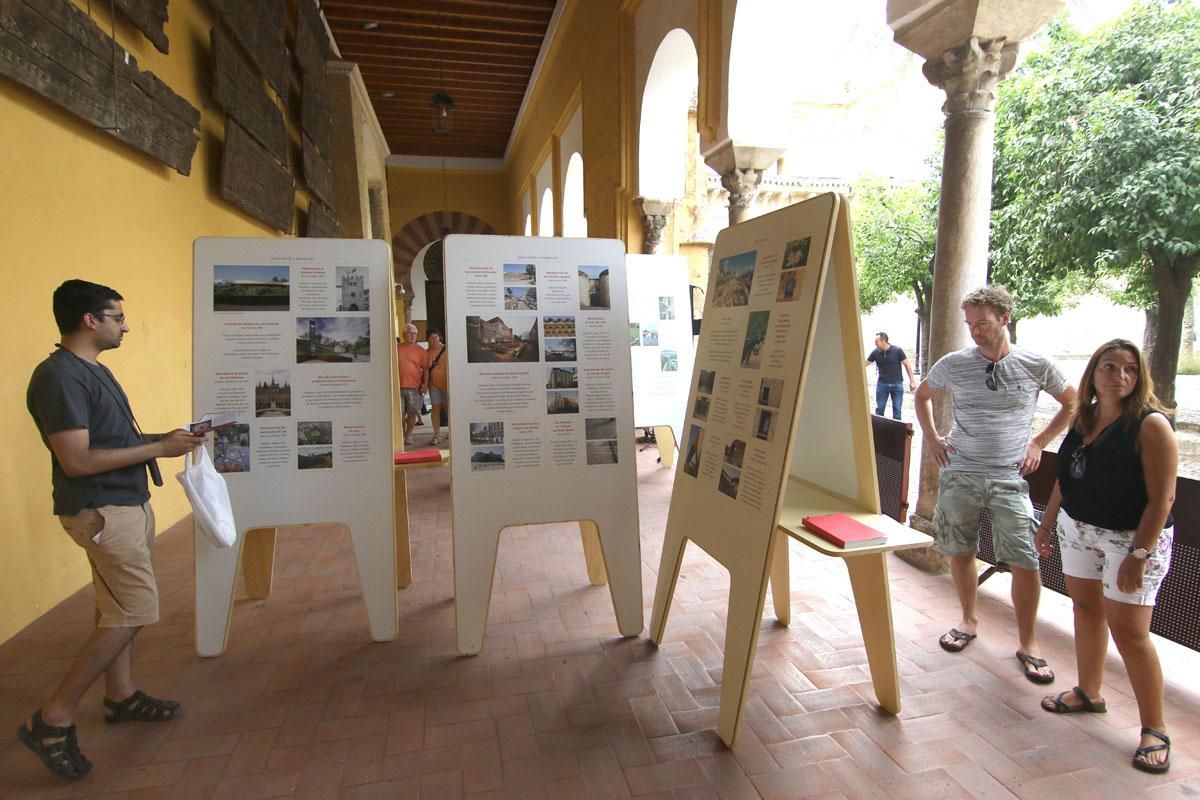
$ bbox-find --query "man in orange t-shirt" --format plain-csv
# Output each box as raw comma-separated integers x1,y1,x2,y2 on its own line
396,324,427,446
425,329,448,445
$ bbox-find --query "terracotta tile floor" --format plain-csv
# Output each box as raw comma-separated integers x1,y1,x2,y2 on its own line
3,445,1198,798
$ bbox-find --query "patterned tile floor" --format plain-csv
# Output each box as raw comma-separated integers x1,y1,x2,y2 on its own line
2,444,1197,798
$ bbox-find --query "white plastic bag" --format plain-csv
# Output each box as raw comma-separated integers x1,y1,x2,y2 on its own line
176,445,237,548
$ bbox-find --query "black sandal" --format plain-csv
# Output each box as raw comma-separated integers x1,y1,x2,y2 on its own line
1133,727,1170,774
16,710,92,780
103,690,181,723
1041,686,1107,714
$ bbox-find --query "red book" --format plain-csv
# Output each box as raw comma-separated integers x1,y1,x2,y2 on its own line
394,449,443,465
801,514,887,549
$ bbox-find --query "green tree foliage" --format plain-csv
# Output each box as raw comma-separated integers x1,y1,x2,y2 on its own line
991,1,1200,405
852,177,938,369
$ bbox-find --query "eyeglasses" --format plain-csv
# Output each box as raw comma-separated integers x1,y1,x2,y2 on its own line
1070,446,1087,479
95,312,126,324
985,362,997,391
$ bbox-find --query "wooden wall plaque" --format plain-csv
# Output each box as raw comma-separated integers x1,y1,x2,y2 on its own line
305,200,340,238
211,26,286,164
209,0,287,97
0,0,199,175
220,120,295,232
301,133,334,207
301,69,332,156
295,0,332,60
293,0,324,78
112,0,168,54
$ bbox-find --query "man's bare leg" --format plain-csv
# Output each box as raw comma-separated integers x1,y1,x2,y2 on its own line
40,625,140,728
103,635,138,704
1012,565,1053,680
949,552,980,635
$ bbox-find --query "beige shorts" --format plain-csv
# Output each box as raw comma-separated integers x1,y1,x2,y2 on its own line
58,503,158,628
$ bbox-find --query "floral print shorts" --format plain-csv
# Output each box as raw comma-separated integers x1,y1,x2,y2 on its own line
1057,513,1173,606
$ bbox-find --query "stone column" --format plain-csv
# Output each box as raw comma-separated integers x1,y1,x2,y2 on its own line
702,140,785,228
912,37,1018,528
884,1,1064,569
633,197,674,254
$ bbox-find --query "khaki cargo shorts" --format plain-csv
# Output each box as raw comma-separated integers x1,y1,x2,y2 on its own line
58,502,158,627
933,472,1039,571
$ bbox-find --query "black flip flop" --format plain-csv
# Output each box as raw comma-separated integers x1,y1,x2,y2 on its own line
1016,651,1055,684
939,628,977,652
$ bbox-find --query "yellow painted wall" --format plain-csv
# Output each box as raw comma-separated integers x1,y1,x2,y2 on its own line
503,1,629,245
387,167,511,236
0,1,286,644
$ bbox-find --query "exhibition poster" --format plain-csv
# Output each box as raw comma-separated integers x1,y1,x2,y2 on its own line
444,234,643,655
625,254,694,447
191,237,397,655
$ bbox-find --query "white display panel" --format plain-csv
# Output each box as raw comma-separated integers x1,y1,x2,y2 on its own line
444,234,643,654
192,237,396,655
625,254,695,446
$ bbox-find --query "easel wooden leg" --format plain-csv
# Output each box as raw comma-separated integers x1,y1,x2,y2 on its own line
455,527,503,656
242,527,277,600
394,467,413,589
769,529,791,625
580,520,608,585
194,529,243,657
844,552,900,714
648,529,688,644
654,425,676,468
716,570,772,747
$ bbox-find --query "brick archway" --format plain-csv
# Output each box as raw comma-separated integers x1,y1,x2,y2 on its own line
392,211,497,294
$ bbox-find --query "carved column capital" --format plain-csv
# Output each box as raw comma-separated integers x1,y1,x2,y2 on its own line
720,168,764,210
634,197,674,254
923,37,1019,116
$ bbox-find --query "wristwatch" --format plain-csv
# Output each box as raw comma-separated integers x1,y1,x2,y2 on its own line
1128,546,1151,560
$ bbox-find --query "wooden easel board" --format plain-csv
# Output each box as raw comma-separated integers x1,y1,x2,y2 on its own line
192,237,396,656
650,193,884,745
626,254,695,462
443,234,643,655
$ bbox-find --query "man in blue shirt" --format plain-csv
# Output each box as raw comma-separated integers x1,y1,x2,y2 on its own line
866,332,916,419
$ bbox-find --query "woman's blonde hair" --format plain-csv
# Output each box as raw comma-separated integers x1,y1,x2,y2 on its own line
1074,338,1167,435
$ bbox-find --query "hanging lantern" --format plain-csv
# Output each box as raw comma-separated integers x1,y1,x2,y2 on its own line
430,91,455,135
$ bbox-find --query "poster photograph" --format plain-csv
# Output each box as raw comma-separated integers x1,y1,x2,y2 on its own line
683,424,705,478
213,265,290,311
544,337,577,362
504,286,538,310
547,366,578,389
471,445,506,471
469,421,504,444
296,317,371,363
503,263,536,285
214,424,250,473
547,390,580,414
782,235,812,269
578,265,611,309
543,316,576,337
465,314,539,362
335,267,369,311
297,445,333,469
740,311,770,369
712,251,756,308
255,370,291,417
629,323,641,346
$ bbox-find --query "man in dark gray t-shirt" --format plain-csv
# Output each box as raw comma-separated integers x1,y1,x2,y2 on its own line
915,285,1076,686
19,280,203,780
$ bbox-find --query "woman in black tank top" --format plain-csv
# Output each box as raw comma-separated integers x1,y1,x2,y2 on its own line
1034,339,1176,774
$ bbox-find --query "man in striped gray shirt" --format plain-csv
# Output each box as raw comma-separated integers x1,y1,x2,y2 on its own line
915,285,1077,684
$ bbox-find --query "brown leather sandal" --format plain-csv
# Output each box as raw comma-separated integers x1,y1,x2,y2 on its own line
103,690,181,723
16,710,92,780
